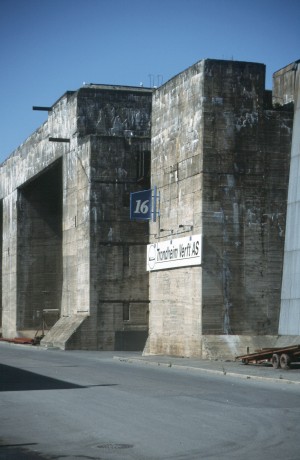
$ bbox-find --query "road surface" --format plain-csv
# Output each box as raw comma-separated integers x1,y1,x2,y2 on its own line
0,343,299,460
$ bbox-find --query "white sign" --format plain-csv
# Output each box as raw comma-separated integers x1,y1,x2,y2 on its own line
147,234,202,271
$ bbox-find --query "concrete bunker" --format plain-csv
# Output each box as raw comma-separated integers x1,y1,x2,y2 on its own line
1,61,300,358
17,158,62,336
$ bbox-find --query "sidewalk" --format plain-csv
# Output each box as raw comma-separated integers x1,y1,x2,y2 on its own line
113,352,300,385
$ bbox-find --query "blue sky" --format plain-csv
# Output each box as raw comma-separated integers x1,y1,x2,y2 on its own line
0,0,299,163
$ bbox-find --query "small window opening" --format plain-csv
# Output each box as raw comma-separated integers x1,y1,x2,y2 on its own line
123,302,130,321
137,151,150,183
123,246,129,267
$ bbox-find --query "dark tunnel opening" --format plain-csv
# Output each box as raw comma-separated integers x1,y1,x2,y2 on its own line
17,159,63,333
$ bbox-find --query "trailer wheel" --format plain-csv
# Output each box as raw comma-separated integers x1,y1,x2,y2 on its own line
280,353,291,370
272,353,280,369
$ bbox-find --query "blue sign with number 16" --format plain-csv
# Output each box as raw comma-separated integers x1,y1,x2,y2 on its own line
130,188,153,221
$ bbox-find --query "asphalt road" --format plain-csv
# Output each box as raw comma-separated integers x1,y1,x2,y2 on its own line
0,343,300,460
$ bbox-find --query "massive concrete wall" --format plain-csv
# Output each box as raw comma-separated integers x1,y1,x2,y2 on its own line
0,201,2,328
0,85,152,350
273,60,300,106
90,136,150,350
148,61,204,357
201,60,292,336
0,60,296,356
68,86,152,350
0,92,74,337
148,59,293,358
279,63,300,334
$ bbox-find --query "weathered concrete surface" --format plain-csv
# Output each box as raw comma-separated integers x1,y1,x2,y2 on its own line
149,60,205,357
1,91,75,338
279,63,300,334
201,62,292,338
40,314,88,349
148,59,293,358
89,134,150,350
2,189,19,337
273,60,300,106
0,85,152,351
0,200,2,328
201,335,278,360
1,59,299,358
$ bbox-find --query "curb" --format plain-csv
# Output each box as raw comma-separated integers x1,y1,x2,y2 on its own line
114,356,300,385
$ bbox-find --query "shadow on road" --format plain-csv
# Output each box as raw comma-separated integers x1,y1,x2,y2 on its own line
0,442,50,460
0,364,84,392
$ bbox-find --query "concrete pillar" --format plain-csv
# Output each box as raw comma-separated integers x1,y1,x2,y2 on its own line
279,65,300,334
0,200,2,328
61,144,91,317
2,190,18,337
148,59,291,358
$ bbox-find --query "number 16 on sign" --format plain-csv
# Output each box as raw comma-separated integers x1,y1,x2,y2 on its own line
130,187,158,222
